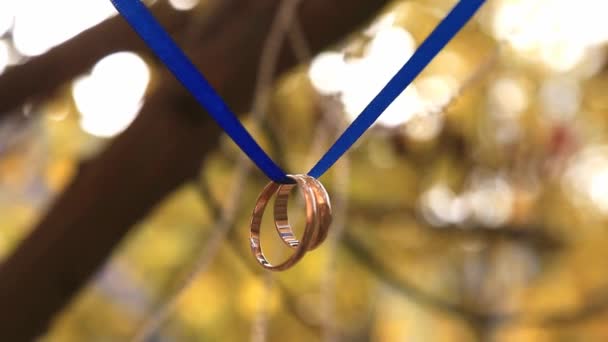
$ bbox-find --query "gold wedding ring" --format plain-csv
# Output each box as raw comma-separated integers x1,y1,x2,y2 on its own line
274,175,332,250
249,174,332,271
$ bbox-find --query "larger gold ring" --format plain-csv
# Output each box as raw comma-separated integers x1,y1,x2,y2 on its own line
249,174,331,271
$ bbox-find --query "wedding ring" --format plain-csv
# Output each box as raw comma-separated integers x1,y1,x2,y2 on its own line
249,174,332,271
249,176,319,271
274,175,332,250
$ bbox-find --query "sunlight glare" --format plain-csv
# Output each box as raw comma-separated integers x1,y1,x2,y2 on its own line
468,176,513,227
421,175,514,229
417,76,457,112
169,0,200,11
421,184,457,227
539,77,580,121
308,52,346,96
492,0,608,73
421,183,472,227
365,26,416,67
13,0,116,56
488,77,528,119
0,0,16,37
405,113,443,142
72,52,150,138
343,26,421,127
309,23,423,128
564,146,608,214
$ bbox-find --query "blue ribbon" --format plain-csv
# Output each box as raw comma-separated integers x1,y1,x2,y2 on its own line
110,0,486,183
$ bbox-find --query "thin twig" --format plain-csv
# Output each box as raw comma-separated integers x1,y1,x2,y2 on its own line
345,230,608,329
130,168,249,342
250,272,275,342
342,232,483,322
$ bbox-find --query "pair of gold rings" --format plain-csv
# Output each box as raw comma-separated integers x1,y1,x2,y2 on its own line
249,174,332,271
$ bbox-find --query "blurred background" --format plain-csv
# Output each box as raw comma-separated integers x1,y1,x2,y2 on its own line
1,0,608,340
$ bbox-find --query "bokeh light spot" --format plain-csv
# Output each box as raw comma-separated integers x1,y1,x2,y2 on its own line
13,0,116,57
540,77,580,121
169,0,200,11
308,52,346,96
0,0,15,37
488,77,529,119
72,52,150,138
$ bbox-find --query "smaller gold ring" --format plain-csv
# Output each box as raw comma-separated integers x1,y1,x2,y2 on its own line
249,177,319,271
273,175,332,250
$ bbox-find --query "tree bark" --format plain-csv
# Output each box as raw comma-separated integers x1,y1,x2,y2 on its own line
0,0,388,340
